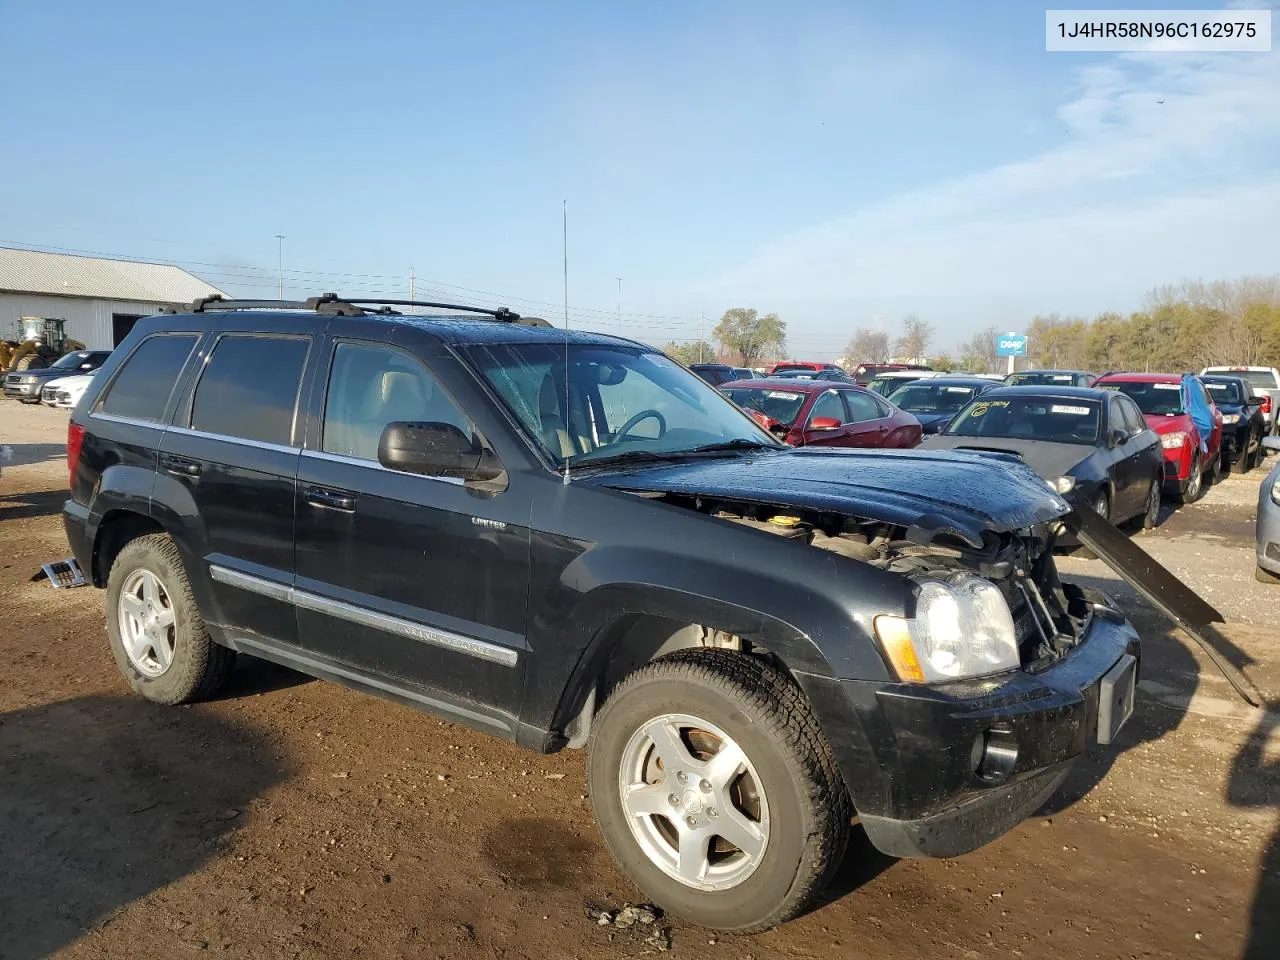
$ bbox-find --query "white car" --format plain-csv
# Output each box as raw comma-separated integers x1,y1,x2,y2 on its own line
46,372,96,409
1202,366,1280,433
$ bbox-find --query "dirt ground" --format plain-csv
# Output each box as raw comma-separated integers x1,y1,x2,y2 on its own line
2,401,1278,960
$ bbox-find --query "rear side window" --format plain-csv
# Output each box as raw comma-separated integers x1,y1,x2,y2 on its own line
190,335,309,445
842,390,883,422
99,334,198,422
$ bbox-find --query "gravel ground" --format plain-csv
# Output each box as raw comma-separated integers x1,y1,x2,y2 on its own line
2,401,1278,959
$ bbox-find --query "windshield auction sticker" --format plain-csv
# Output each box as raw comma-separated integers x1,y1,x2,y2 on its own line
1046,10,1271,51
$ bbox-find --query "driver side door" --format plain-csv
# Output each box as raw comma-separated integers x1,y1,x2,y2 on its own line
292,338,531,727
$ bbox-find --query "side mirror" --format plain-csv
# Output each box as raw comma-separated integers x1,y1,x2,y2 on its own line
378,421,503,482
1246,396,1264,407
1109,428,1127,448
808,416,842,431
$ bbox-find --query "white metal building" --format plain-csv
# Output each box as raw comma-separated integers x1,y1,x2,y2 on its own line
0,247,225,350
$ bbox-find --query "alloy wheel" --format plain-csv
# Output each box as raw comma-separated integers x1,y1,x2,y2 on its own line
617,713,769,892
117,569,178,677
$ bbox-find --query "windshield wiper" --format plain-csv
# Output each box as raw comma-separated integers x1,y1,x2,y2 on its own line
688,439,782,454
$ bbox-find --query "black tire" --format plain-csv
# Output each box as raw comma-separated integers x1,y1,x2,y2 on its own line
1176,453,1204,505
105,532,234,704
1126,477,1161,531
1257,565,1280,585
588,649,850,933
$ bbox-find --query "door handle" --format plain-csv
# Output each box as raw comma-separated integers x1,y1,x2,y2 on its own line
160,454,201,477
305,486,357,512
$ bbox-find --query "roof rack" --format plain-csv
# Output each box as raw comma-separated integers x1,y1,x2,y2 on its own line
164,293,543,324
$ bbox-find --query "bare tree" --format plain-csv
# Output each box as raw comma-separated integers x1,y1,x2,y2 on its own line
894,314,933,361
845,327,890,364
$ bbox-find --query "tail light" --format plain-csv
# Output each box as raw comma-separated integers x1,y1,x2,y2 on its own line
67,421,85,490
1263,395,1273,415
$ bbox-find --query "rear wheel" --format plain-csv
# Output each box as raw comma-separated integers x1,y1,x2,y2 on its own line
1209,448,1224,484
1140,478,1160,530
588,649,850,933
14,353,44,371
105,533,234,704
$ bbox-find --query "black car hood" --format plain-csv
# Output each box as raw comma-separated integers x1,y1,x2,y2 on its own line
918,436,1091,480
911,412,955,433
583,447,1070,548
11,367,80,381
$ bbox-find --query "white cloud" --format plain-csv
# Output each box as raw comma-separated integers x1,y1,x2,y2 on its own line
700,48,1280,342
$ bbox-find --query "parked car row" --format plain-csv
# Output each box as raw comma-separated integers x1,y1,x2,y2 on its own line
3,349,111,401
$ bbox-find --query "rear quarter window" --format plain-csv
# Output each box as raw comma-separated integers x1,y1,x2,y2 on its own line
98,334,199,422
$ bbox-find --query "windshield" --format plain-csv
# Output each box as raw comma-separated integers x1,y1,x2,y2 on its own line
722,386,808,425
52,351,91,370
466,342,781,466
1204,381,1244,404
1006,372,1077,386
947,396,1102,444
868,375,921,395
888,382,978,413
1100,381,1184,416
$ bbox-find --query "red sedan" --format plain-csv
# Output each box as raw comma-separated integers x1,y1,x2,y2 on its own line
1093,372,1224,503
720,378,922,448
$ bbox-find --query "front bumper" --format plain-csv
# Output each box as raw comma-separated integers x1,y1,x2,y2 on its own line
800,602,1140,859
1162,443,1192,482
1257,472,1280,575
3,379,41,399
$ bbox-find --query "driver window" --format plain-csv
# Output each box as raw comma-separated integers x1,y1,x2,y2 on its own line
807,391,844,425
322,342,475,461
1117,397,1143,436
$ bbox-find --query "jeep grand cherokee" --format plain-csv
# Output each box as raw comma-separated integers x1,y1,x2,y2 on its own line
62,294,1171,932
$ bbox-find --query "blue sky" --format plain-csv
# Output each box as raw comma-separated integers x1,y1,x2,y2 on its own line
1,1,1276,359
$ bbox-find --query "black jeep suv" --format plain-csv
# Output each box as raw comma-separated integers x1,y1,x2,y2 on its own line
64,295,1145,932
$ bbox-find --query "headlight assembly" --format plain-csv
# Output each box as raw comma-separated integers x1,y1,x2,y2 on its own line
874,575,1020,683
1161,431,1188,449
1047,476,1076,494
1222,414,1240,425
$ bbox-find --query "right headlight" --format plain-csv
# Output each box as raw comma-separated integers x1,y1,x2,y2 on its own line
1161,431,1188,449
874,575,1020,683
1047,476,1075,494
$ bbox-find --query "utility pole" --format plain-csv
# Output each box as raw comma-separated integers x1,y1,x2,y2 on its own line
409,266,415,301
274,235,286,298
699,311,705,363
616,277,622,335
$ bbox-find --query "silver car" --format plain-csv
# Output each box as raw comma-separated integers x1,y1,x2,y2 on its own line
1257,436,1280,583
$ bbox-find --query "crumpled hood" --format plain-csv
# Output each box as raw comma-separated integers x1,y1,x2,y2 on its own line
583,447,1070,548
918,436,1090,481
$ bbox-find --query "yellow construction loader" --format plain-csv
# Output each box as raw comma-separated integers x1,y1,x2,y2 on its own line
1,317,86,371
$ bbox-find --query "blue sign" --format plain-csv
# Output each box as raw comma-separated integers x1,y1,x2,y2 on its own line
996,334,1027,357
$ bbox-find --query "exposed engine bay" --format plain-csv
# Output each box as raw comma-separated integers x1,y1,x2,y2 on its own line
691,498,1095,671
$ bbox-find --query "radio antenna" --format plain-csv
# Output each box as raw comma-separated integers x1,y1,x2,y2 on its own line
562,199,571,486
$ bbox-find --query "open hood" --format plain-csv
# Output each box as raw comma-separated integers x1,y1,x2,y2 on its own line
583,447,1070,548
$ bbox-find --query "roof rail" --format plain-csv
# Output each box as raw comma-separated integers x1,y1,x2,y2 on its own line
161,292,535,324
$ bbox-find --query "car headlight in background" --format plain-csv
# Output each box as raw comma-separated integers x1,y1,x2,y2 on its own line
1161,431,1188,449
1047,476,1075,494
1222,414,1240,425
874,575,1020,683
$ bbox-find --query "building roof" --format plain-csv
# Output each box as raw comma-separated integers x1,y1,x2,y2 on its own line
0,247,224,304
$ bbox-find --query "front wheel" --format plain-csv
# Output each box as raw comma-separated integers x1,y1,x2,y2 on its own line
1177,454,1204,505
588,650,850,933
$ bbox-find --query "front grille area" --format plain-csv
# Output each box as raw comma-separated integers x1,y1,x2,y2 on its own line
41,385,57,402
56,390,72,405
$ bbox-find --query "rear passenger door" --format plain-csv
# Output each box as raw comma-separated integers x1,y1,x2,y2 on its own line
291,337,530,729
157,330,313,646
840,389,896,447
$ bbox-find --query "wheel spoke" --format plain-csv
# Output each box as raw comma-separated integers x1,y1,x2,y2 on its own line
623,783,674,818
141,572,159,608
151,636,174,671
119,593,146,622
123,626,149,661
715,807,767,860
675,828,710,884
706,741,747,791
153,607,175,630
643,719,695,772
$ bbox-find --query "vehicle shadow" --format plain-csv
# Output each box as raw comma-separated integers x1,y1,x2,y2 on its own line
0,487,66,520
0,693,290,959
1227,701,1280,959
1037,570,1239,814
2,442,67,467
209,653,315,700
